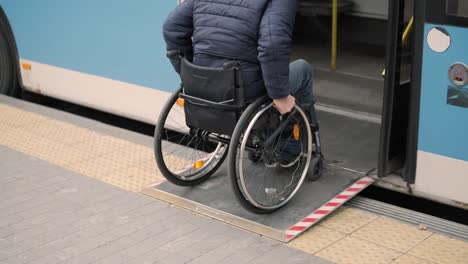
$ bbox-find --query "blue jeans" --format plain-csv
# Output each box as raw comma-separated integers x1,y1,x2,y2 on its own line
289,59,315,106
279,59,318,156
289,59,317,126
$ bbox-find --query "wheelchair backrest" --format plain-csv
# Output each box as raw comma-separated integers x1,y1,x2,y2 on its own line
180,58,244,108
179,58,245,135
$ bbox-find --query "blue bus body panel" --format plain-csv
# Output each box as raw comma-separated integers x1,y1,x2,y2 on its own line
418,24,468,162
0,1,179,92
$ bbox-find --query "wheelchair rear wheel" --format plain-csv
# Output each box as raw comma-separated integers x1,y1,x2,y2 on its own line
228,97,313,213
154,89,228,186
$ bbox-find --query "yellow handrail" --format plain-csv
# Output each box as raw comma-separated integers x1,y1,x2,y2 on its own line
382,16,414,77
331,0,338,70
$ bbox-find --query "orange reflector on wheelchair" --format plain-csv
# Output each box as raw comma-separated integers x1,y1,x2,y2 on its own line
293,124,300,141
193,160,205,169
176,98,185,107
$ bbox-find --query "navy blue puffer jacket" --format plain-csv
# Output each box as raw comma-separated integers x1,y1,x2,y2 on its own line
163,0,298,100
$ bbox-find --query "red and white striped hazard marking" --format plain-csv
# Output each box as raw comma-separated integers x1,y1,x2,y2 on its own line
285,176,375,242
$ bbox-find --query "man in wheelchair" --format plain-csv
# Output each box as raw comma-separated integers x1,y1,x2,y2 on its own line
163,0,320,165
156,0,323,212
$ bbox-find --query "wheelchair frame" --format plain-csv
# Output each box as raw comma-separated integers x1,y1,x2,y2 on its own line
154,52,323,213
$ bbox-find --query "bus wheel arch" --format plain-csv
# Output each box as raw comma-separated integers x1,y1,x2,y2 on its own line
0,6,22,97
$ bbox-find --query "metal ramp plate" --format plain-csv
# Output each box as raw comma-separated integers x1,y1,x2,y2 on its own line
143,109,379,242
142,165,374,242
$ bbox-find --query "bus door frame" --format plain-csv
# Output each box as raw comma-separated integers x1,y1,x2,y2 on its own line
378,0,413,181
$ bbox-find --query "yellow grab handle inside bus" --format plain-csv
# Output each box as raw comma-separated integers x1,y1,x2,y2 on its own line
381,16,414,78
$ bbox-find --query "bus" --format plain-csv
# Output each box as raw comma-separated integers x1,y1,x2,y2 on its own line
0,0,467,210
0,1,179,125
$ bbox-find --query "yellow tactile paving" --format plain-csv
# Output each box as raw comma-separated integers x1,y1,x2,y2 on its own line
71,135,140,153
315,236,402,264
12,137,96,167
408,234,468,264
105,160,164,188
2,102,468,264
102,141,155,164
292,207,467,264
63,154,136,180
0,103,170,192
319,207,378,234
0,104,48,127
289,226,346,254
0,127,43,150
352,217,433,252
0,102,195,192
21,118,102,145
70,136,126,157
0,122,11,132
392,254,437,264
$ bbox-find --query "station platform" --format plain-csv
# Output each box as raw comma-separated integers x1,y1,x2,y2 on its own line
1,94,467,264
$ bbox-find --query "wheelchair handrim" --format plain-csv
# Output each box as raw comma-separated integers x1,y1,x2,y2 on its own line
237,103,312,210
157,89,227,182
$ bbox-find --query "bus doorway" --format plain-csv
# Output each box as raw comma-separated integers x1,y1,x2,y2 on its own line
291,0,414,178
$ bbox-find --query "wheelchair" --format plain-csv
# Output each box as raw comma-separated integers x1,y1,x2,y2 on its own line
154,52,323,213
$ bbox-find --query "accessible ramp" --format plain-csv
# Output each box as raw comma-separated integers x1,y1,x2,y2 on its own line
143,108,379,242
142,164,374,243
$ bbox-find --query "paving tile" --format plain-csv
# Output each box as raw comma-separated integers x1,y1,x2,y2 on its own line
25,207,171,260
0,243,27,262
69,135,136,156
96,224,222,264
220,238,281,264
72,135,143,155
319,207,378,234
315,236,402,264
91,125,154,148
26,254,65,264
252,244,332,264
0,104,47,127
289,226,346,254
124,249,171,264
0,184,70,220
60,222,198,264
0,174,66,204
186,236,259,264
25,141,96,167
103,162,164,191
0,128,44,153
63,155,129,181
3,250,38,264
408,234,468,264
155,228,234,264
352,217,433,252
392,254,437,264
21,118,101,146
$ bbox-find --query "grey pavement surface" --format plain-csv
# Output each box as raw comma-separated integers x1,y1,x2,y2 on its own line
0,145,332,264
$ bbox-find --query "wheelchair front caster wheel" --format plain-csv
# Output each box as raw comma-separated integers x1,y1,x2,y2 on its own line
307,155,323,182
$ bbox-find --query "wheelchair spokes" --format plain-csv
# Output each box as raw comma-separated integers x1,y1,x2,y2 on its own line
229,101,312,213
154,90,228,186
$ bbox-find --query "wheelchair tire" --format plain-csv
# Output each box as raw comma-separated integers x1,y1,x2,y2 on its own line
154,89,228,186
228,97,313,213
